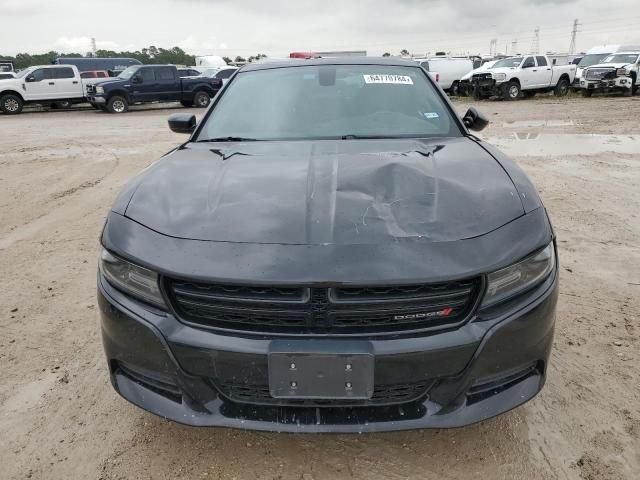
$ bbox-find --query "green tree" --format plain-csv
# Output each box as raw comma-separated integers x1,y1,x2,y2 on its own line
382,52,391,57
234,56,246,63
248,53,267,63
400,49,410,56
222,56,232,65
2,45,199,69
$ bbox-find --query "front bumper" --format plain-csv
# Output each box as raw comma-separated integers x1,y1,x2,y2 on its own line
470,78,499,98
579,77,632,92
88,95,106,105
98,261,558,432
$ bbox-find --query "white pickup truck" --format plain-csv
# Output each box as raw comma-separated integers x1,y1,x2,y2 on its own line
578,51,640,97
469,55,576,100
0,64,85,114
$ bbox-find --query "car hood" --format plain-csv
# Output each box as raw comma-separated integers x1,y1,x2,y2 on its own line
123,137,525,245
85,77,114,85
486,67,517,76
462,67,489,81
93,78,127,87
586,62,631,69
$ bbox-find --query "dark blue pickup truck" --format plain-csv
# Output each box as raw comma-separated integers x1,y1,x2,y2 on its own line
86,64,222,113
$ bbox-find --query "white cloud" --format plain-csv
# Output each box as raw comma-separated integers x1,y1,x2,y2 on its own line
178,35,200,51
2,0,639,56
53,36,119,53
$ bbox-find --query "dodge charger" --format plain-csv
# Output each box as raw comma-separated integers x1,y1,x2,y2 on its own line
98,57,558,432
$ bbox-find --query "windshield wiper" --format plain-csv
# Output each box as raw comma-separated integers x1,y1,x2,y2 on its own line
197,136,259,142
340,134,413,140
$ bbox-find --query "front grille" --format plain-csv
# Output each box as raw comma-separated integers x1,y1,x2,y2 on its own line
165,278,481,336
215,380,434,407
585,68,615,81
86,84,96,94
472,73,493,81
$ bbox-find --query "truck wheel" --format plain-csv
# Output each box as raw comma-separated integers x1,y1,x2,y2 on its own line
503,81,520,100
107,96,128,113
193,91,210,108
554,78,570,96
180,100,194,107
450,81,460,96
623,86,633,97
582,90,593,98
0,93,23,114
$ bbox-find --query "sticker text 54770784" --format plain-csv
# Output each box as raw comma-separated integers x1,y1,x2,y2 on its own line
363,74,414,85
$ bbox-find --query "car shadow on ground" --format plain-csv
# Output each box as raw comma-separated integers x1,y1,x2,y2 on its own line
102,405,539,479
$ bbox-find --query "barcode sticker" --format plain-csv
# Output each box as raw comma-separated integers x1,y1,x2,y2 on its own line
363,74,414,85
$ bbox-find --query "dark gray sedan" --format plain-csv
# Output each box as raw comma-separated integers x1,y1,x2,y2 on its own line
98,57,558,432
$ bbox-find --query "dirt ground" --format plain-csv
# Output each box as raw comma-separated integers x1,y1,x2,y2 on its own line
1,95,639,480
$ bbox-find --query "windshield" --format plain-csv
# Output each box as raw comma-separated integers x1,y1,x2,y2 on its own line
199,68,219,77
492,57,523,68
578,54,610,67
117,66,140,80
196,64,460,141
602,53,639,64
14,68,35,79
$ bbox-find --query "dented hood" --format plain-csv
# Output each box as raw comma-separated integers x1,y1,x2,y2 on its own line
124,137,525,245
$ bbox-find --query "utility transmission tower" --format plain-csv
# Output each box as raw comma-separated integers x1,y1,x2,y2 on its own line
569,19,580,54
91,37,97,55
490,39,497,56
530,27,540,54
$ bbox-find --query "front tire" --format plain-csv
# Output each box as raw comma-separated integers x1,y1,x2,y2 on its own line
623,87,633,97
193,90,211,108
107,95,128,113
0,93,23,114
450,81,460,96
503,81,520,100
554,78,570,96
582,89,593,98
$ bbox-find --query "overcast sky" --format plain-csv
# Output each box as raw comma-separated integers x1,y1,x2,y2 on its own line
2,0,639,57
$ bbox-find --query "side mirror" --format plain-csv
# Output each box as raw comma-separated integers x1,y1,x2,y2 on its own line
462,107,489,132
26,75,36,82
132,74,142,84
168,113,196,134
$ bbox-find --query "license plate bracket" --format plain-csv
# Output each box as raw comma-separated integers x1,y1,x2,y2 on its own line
268,340,374,400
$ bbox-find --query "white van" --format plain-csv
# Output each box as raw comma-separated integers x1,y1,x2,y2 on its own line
194,55,228,69
416,57,475,94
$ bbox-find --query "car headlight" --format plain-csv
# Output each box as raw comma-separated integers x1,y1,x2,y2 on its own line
96,86,104,94
493,73,507,82
482,243,555,307
616,68,628,76
99,248,165,307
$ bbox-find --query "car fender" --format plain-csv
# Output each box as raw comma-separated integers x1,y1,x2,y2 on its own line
0,89,25,101
105,89,131,102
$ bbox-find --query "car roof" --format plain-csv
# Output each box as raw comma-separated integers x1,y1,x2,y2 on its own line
241,56,421,72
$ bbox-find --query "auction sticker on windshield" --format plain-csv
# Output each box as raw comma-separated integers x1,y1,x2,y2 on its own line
363,74,414,85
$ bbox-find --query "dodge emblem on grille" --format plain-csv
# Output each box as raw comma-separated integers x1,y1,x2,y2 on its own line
394,308,453,320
